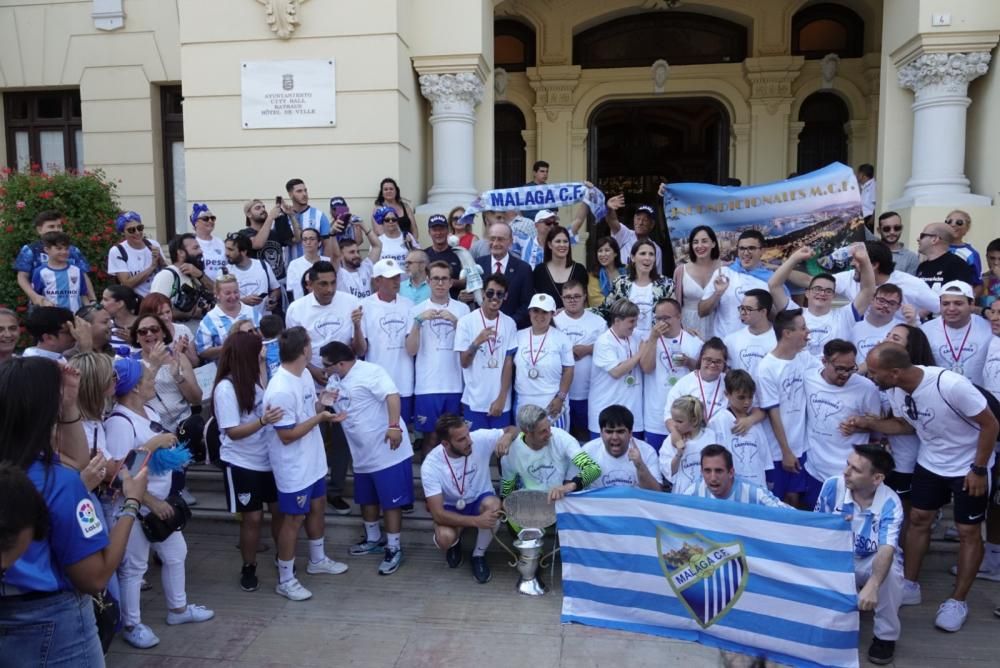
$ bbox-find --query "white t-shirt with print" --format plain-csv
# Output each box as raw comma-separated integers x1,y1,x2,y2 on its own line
644,331,704,437
229,259,279,318
707,409,773,488
104,405,171,500
513,326,575,408
629,282,655,340
263,366,327,492
378,234,411,266
835,270,941,320
327,360,413,474
582,437,662,490
714,268,768,339
499,428,582,492
411,298,469,395
107,239,163,297
658,427,716,494
851,318,895,367
420,429,502,504
802,370,881,482
214,378,274,472
665,371,728,427
361,294,415,397
921,315,993,386
982,335,1000,403
287,254,330,302
453,309,518,413
803,305,860,359
285,291,361,369
886,366,992,477
588,329,644,433
553,310,607,401
723,326,776,377
196,235,227,280
757,351,822,459
337,259,375,300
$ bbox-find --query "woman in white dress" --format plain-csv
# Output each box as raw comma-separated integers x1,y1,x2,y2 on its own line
513,293,575,430
374,205,418,265
672,225,723,340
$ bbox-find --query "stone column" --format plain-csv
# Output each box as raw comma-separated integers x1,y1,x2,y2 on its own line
744,57,803,183
895,52,991,206
786,121,805,175
418,72,485,207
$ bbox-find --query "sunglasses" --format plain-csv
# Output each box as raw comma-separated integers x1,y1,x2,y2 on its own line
383,217,399,223
450,216,462,222
149,420,167,434
76,303,104,318
904,394,918,421
197,215,217,223
226,232,244,241
918,233,938,240
880,225,903,233
125,224,144,234
484,289,506,300
945,218,967,227
136,326,162,337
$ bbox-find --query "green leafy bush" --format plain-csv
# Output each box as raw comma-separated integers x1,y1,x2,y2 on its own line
0,165,121,319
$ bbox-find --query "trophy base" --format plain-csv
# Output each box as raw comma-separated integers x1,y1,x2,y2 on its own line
516,577,547,596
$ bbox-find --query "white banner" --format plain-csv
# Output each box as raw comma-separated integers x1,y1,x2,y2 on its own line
241,59,336,129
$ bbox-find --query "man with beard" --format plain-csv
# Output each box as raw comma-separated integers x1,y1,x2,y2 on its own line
331,234,382,300
240,198,301,289
877,212,919,275
151,233,214,321
225,234,281,319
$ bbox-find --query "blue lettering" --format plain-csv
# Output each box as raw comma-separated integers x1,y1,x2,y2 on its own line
559,186,569,200
489,192,504,208
573,184,584,199
544,189,556,204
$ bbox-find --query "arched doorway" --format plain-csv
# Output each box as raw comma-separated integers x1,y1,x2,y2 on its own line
587,98,730,273
494,103,526,188
796,92,849,174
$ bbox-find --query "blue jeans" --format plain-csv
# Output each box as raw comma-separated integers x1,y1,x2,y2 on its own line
0,590,104,667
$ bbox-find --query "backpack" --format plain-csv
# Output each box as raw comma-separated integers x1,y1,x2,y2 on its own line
936,370,1000,441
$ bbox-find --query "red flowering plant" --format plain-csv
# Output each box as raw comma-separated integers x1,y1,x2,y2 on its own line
0,165,121,335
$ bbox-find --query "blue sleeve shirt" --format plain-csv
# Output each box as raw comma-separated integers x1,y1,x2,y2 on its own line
3,460,109,593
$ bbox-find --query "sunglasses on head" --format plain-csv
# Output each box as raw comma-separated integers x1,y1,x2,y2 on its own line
904,394,918,421
226,232,243,241
125,224,144,234
76,303,104,318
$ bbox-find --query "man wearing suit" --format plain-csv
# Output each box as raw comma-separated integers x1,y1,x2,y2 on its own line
476,222,534,328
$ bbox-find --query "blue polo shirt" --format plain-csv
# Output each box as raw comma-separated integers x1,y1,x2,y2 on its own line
4,459,109,593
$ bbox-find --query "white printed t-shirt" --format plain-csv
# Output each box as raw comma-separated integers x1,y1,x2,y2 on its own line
644,331,703,436
582,437,662,489
420,428,503,505
802,370,881,482
454,308,517,413
921,315,993,386
285,291,361,369
588,329,644,434
411,297,469,395
553,310,607,401
362,293,415,397
264,366,327,492
214,379,273,472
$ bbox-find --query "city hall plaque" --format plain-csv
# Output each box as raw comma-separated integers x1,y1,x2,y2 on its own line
241,59,336,129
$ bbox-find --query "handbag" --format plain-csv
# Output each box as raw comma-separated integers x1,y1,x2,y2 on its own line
93,589,121,654
140,494,192,543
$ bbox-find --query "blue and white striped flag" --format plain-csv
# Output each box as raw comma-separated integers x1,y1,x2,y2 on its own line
557,487,859,668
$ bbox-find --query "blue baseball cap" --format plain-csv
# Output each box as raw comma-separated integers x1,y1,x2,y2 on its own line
428,214,448,227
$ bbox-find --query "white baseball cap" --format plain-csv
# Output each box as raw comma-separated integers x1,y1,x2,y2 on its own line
534,210,557,224
373,258,403,279
528,293,556,312
940,280,973,300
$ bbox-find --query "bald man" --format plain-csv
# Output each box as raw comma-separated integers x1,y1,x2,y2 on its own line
916,223,975,295
844,342,997,633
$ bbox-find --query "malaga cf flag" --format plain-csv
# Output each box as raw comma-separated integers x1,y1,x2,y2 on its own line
556,487,859,668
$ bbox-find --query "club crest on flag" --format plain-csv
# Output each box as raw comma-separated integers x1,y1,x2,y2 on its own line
656,526,748,629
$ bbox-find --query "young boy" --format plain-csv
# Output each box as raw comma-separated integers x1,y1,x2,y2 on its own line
707,369,772,488
30,232,91,312
978,238,1000,310
15,210,94,307
259,314,284,382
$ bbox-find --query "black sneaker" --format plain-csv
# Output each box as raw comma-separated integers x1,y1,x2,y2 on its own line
446,542,463,569
401,503,415,515
867,637,895,665
471,555,492,584
327,495,351,516
240,563,259,592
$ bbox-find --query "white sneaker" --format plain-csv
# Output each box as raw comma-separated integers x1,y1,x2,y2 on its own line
166,604,215,625
179,488,197,506
935,598,968,632
275,577,312,601
306,556,349,575
948,563,1000,581
901,579,921,606
943,524,959,542
122,623,160,649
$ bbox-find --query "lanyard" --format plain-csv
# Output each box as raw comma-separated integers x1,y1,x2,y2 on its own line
943,320,972,364
658,331,683,372
443,451,468,497
479,309,498,357
697,373,722,420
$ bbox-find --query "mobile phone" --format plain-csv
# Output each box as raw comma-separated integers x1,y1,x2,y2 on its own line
275,196,283,205
112,448,151,489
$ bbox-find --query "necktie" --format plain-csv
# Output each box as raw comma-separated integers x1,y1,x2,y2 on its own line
495,261,501,274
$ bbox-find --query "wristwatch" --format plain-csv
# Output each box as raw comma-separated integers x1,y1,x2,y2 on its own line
970,463,988,476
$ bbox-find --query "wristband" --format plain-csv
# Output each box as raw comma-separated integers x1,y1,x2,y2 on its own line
118,508,139,520
259,416,266,426
59,414,82,424
124,497,141,506
970,463,988,476
570,476,584,491
413,316,423,325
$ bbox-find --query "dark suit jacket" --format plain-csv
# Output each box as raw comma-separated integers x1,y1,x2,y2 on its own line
477,254,534,328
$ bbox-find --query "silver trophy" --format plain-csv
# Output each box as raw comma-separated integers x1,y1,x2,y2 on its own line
497,489,558,596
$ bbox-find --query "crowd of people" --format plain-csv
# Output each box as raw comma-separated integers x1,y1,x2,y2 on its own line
2,164,1000,667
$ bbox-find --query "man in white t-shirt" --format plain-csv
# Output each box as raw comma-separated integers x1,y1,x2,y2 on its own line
640,298,702,451
359,258,415,426
553,280,608,439
800,339,880,509
322,341,415,576
582,405,662,491
853,283,909,367
920,280,993,385
723,288,776,378
454,274,518,430
191,206,227,280
420,414,518,584
225,234,281,318
263,327,348,602
757,308,822,506
107,211,166,297
500,405,601,501
407,261,470,448
834,241,940,320
851,343,998,633
331,227,382,299
588,298,656,439
771,244,874,359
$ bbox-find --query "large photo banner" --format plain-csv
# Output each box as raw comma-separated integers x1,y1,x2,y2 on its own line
663,162,864,268
557,487,860,668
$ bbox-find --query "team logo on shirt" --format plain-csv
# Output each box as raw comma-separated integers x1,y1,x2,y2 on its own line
600,471,637,488
315,317,346,336
527,461,557,485
808,394,844,420
76,499,104,538
296,494,308,508
379,314,407,343
738,348,764,369
657,528,748,628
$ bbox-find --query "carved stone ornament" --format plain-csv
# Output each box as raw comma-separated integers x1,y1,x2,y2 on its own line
652,59,670,93
820,53,840,89
256,0,308,40
495,68,508,99
419,73,485,111
898,52,991,96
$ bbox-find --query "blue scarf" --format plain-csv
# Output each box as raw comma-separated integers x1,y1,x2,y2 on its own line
598,267,616,296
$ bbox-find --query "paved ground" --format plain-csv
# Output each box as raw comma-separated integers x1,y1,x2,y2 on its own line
105,517,1000,668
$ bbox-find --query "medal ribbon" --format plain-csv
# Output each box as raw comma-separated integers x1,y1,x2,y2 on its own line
529,329,548,368
480,309,498,358
610,329,635,383
658,331,683,372
943,319,972,366
443,450,468,498
697,373,723,421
